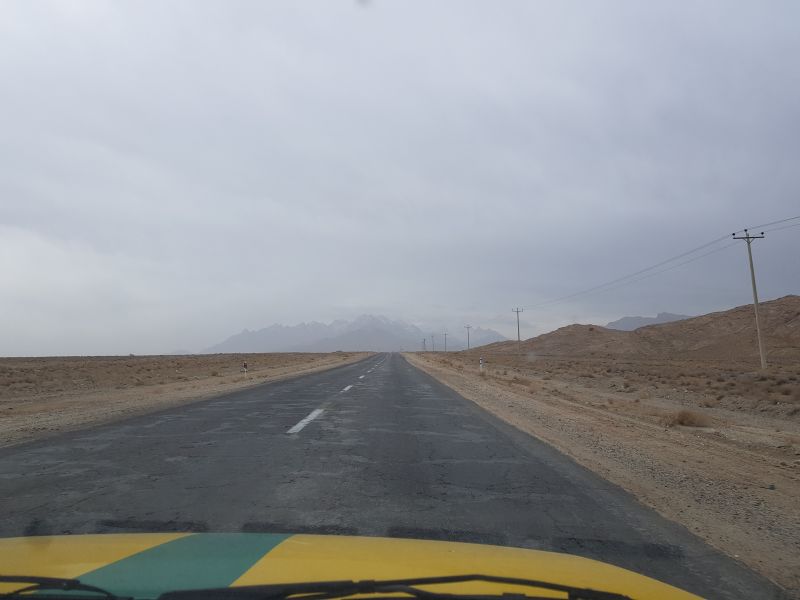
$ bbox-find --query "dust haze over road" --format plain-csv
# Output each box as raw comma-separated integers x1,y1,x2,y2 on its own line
0,354,782,599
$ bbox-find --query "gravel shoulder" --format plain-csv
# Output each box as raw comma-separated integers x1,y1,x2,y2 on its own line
404,352,800,597
0,352,370,448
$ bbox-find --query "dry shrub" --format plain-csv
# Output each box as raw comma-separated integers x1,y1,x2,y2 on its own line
479,370,487,378
663,409,711,428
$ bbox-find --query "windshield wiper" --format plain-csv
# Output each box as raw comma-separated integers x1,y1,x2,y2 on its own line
0,575,130,600
158,574,631,600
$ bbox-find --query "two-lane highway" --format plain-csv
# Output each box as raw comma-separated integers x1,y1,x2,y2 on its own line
0,353,783,599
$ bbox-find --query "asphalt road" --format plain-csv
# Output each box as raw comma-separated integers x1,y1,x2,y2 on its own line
0,353,784,599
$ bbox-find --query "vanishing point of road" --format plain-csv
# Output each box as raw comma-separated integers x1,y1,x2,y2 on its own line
0,354,784,599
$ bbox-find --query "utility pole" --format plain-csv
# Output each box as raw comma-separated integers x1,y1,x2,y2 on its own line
512,307,523,356
443,331,448,352
431,334,435,352
464,325,471,350
733,229,767,369
422,339,426,352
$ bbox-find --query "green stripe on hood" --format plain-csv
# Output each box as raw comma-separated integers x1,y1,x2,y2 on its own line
78,533,291,599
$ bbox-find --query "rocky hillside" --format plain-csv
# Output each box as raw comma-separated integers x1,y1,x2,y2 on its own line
482,295,800,363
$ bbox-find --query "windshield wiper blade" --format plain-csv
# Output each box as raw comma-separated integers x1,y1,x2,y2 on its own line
0,575,129,600
158,574,632,600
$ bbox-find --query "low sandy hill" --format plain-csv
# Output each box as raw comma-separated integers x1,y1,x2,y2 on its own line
483,295,800,362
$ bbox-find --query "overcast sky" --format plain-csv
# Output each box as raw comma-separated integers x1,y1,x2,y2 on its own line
1,1,798,356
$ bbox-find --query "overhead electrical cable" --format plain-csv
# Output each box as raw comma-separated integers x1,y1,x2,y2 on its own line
734,215,800,234
761,221,800,234
594,241,739,293
524,234,731,310
525,214,798,311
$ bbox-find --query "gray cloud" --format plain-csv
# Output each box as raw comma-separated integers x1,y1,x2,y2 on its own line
1,1,798,355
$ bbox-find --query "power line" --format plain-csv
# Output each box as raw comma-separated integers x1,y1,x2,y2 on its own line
735,215,800,234
524,235,731,310
597,241,738,292
762,221,800,234
524,242,737,307
525,215,798,311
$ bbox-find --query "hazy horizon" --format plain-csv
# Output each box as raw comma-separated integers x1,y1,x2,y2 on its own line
2,1,798,355
5,294,798,357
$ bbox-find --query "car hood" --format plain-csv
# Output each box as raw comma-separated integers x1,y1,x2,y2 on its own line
0,533,699,599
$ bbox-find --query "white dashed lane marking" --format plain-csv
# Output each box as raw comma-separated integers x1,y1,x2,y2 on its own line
287,359,383,434
286,408,325,434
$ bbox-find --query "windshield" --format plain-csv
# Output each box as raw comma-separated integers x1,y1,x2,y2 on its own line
1,3,798,600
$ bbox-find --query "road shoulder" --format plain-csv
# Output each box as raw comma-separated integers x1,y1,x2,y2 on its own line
403,352,798,597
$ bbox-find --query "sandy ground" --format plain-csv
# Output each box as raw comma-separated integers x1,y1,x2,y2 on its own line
404,351,800,598
0,352,369,448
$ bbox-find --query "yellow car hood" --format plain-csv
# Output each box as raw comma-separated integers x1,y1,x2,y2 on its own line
0,533,699,600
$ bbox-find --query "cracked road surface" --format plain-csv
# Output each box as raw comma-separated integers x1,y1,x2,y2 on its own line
0,353,783,599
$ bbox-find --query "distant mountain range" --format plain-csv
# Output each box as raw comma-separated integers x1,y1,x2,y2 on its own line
606,312,692,331
205,315,507,353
